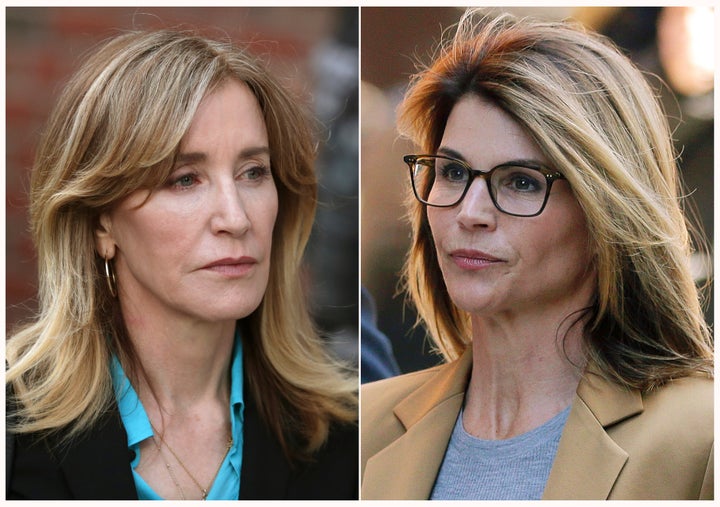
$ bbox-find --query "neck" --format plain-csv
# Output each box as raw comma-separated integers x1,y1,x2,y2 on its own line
463,308,586,439
121,306,236,416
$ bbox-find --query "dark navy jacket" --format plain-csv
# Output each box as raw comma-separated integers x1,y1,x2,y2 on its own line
6,387,358,500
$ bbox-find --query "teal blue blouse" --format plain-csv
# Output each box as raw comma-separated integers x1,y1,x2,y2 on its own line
110,334,245,500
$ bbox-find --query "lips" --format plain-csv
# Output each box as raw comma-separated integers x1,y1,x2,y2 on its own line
201,257,257,276
203,257,256,268
449,249,503,270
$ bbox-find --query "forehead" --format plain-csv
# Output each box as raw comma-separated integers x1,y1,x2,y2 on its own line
441,94,547,167
180,79,268,153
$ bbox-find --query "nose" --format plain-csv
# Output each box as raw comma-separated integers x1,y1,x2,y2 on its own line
210,178,250,236
455,178,497,230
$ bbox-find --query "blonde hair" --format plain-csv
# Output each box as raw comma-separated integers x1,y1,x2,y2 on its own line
7,30,356,460
398,10,712,390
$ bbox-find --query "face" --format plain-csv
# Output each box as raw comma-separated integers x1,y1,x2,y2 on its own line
96,79,278,327
427,94,596,321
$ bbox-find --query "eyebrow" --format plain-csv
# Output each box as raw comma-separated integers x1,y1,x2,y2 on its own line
436,146,547,169
174,146,271,167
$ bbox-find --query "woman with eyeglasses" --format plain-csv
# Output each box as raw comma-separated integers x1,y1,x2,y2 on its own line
361,10,713,500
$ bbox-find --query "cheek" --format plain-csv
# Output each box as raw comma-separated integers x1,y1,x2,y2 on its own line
110,196,198,264
533,191,591,256
248,186,279,241
530,215,595,284
264,185,279,229
557,208,593,264
115,214,185,271
426,208,445,243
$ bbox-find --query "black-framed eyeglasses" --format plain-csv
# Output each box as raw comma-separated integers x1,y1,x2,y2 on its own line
404,154,565,217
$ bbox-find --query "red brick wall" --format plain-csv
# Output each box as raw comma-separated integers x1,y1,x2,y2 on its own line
6,7,348,331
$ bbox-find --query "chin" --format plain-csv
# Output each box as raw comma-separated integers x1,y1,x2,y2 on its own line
197,296,265,323
446,287,498,316
228,301,264,321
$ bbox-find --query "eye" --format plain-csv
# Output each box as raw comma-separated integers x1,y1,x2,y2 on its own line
169,172,199,189
510,174,539,191
437,160,468,183
239,164,271,182
496,167,544,193
178,174,195,186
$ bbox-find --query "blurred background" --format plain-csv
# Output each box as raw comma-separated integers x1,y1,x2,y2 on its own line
361,7,714,377
5,7,359,365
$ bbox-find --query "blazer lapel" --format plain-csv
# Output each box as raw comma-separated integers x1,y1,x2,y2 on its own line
239,390,291,499
362,350,472,499
364,352,643,500
58,409,137,499
56,387,292,500
543,371,643,499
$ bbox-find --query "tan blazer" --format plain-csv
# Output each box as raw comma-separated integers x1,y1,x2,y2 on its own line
361,349,713,500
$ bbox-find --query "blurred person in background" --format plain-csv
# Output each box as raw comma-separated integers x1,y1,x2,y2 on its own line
361,9,713,500
361,286,400,383
6,28,357,500
306,7,360,366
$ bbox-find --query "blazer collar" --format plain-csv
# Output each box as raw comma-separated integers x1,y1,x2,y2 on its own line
362,349,472,499
543,369,643,499
239,391,292,499
363,350,644,500
54,384,292,500
394,348,472,429
57,410,138,499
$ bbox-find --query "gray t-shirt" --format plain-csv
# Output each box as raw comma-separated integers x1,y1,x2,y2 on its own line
430,405,571,500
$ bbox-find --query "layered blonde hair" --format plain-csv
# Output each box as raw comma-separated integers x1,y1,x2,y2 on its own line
398,10,712,390
7,30,356,460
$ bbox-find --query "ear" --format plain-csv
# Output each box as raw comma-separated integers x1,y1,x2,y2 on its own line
95,212,116,259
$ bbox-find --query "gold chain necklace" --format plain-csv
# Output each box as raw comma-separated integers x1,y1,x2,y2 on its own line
150,423,233,500
150,434,187,500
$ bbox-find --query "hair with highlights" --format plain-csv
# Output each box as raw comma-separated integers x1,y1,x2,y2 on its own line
398,10,712,390
7,30,356,461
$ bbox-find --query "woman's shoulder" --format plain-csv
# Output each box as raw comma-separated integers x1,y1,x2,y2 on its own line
602,375,713,465
639,375,713,432
361,350,472,421
597,376,714,499
588,373,713,443
360,361,459,471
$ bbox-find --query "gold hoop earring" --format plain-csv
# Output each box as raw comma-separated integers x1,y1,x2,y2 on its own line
104,254,118,298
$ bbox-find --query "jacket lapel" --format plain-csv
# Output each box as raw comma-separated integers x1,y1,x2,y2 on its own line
58,410,137,499
362,350,472,499
364,350,644,500
543,371,643,499
239,387,291,499
55,386,293,500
